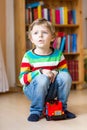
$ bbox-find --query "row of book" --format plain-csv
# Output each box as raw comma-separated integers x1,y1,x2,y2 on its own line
25,1,76,24
26,31,77,53
67,60,79,81
53,32,77,53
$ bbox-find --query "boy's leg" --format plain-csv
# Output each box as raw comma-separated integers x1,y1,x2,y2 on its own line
55,71,76,118
55,71,72,110
23,74,50,121
45,81,57,102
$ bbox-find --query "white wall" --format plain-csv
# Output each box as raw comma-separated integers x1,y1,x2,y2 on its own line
6,0,15,87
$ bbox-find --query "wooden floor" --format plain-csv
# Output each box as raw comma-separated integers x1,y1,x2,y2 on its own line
0,88,87,130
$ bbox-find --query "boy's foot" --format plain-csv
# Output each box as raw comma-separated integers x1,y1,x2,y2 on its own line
64,110,76,119
27,114,39,122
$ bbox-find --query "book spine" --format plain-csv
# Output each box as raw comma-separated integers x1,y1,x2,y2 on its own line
67,60,79,81
51,9,55,24
59,36,66,52
55,9,60,24
64,7,68,24
42,8,49,20
33,7,38,20
38,5,42,18
25,9,29,24
71,34,77,52
72,9,76,24
67,35,71,52
68,10,73,24
53,37,61,49
53,38,58,49
29,8,33,23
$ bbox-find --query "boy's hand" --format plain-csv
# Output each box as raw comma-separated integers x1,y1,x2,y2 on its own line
41,69,56,83
52,70,58,77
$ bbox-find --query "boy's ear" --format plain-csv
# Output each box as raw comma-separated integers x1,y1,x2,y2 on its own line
51,37,55,42
28,35,33,42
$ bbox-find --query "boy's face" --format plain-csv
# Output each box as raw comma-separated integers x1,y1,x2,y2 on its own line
30,25,54,49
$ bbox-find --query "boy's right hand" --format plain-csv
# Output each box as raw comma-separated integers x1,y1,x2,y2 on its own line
41,69,55,83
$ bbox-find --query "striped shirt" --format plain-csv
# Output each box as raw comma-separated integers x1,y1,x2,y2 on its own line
19,49,68,86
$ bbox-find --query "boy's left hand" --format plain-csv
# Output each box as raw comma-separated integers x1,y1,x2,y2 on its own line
51,70,58,82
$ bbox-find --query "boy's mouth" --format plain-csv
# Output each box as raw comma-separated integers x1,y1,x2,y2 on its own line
38,40,43,42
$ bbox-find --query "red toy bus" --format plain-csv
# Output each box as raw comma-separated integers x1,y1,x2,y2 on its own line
44,100,66,121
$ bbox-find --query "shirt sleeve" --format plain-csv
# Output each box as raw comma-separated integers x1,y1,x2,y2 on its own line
19,53,40,86
57,53,68,72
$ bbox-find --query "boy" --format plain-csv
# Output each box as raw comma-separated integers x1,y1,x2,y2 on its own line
19,18,76,122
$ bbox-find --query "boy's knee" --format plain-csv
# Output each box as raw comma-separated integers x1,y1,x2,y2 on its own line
63,72,72,88
37,74,50,85
36,74,50,89
57,71,72,85
64,72,72,82
35,74,50,94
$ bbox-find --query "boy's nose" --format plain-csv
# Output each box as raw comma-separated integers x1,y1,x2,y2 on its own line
39,32,43,37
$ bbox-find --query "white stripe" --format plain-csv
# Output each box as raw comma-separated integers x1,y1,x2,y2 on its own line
22,57,29,63
32,61,59,67
32,55,65,67
20,77,25,85
22,53,65,67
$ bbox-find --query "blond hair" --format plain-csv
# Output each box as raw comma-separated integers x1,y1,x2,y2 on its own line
28,18,56,39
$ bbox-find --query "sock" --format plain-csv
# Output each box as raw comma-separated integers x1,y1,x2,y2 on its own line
27,114,39,122
65,110,76,119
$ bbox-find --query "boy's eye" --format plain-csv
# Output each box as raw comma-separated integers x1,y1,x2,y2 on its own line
34,32,38,34
33,31,48,35
42,31,48,34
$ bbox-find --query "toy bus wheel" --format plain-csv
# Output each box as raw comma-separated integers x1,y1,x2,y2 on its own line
46,116,51,121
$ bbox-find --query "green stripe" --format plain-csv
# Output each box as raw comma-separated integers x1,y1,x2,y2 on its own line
29,57,58,63
25,50,61,63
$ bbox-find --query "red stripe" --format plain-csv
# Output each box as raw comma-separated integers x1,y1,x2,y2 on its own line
32,66,57,71
58,59,67,67
24,74,29,84
21,63,30,67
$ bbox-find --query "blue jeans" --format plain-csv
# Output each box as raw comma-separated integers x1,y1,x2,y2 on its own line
23,71,72,116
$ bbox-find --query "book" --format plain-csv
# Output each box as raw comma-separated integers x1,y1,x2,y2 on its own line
72,9,76,24
32,7,38,20
51,8,56,24
26,1,44,8
38,5,42,18
49,9,52,22
68,10,73,24
42,8,49,20
67,60,79,81
55,8,60,24
58,36,66,61
71,33,77,52
68,9,76,24
64,7,68,24
64,33,77,53
58,31,65,37
65,34,71,53
53,37,61,49
58,7,64,24
59,36,66,52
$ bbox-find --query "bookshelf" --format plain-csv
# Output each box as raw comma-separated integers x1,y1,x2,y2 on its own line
14,0,84,89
